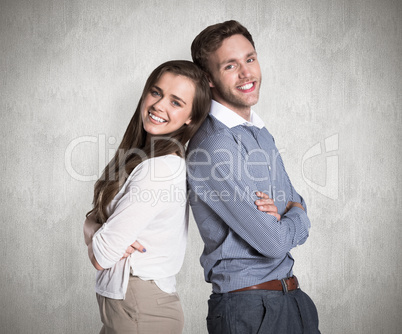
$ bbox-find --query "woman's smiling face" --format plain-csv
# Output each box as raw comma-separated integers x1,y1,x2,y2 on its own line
141,72,195,137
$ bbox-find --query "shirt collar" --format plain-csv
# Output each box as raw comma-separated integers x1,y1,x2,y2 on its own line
210,100,265,129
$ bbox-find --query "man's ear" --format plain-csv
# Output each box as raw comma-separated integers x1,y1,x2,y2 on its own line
206,73,215,88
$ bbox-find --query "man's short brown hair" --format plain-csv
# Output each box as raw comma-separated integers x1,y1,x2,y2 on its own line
191,20,255,75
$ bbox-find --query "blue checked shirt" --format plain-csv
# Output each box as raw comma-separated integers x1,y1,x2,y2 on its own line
187,100,311,293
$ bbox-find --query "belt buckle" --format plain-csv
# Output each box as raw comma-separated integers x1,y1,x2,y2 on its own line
280,278,288,293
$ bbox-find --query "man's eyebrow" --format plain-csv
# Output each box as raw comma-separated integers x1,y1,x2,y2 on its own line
219,51,257,67
246,51,257,58
219,58,236,67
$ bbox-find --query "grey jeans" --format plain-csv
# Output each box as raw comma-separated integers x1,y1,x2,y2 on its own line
206,288,320,334
96,276,184,334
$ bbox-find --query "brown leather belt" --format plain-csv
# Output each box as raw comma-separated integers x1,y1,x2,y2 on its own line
229,276,299,293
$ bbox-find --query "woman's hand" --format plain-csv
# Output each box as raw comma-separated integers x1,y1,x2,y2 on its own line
255,191,281,221
121,240,147,259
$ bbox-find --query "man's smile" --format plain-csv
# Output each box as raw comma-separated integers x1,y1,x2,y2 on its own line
236,81,256,92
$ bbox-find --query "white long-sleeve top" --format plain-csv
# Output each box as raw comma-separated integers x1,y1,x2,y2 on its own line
92,155,188,299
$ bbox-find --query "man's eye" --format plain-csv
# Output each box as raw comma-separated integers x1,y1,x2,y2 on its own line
224,64,234,70
247,58,255,63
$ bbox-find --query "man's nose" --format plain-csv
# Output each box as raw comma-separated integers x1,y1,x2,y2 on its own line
238,63,251,78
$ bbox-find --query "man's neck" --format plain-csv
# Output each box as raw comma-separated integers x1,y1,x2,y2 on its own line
213,98,251,122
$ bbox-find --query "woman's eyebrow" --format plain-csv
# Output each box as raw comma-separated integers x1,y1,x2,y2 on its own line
170,94,187,105
152,85,186,105
152,85,163,92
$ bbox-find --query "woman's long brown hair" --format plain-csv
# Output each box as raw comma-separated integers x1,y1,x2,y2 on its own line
88,60,211,224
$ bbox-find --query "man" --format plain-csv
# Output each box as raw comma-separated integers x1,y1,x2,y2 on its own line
187,20,320,333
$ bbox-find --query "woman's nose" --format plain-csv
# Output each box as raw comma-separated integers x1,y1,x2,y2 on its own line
153,97,168,111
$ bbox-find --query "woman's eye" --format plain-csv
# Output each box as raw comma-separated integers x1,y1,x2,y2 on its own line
172,101,181,107
151,90,161,97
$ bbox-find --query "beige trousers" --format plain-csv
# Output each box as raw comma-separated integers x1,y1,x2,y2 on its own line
96,276,184,334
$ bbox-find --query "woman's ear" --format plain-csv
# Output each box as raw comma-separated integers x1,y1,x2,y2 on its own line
185,118,192,125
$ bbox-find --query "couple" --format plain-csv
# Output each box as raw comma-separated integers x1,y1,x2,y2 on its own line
84,20,320,334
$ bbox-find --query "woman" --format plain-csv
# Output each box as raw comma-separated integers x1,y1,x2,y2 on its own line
84,60,211,333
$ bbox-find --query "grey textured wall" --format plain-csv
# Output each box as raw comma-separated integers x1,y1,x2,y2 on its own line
1,0,401,333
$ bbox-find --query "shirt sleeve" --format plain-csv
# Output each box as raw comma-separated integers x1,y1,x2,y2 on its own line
92,158,182,269
285,174,311,245
278,146,311,245
187,133,310,260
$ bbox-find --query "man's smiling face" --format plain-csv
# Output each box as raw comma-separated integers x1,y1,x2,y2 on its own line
207,34,262,117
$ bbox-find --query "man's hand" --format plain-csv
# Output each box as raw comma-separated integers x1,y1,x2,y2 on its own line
285,201,305,213
121,241,147,259
255,191,281,221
